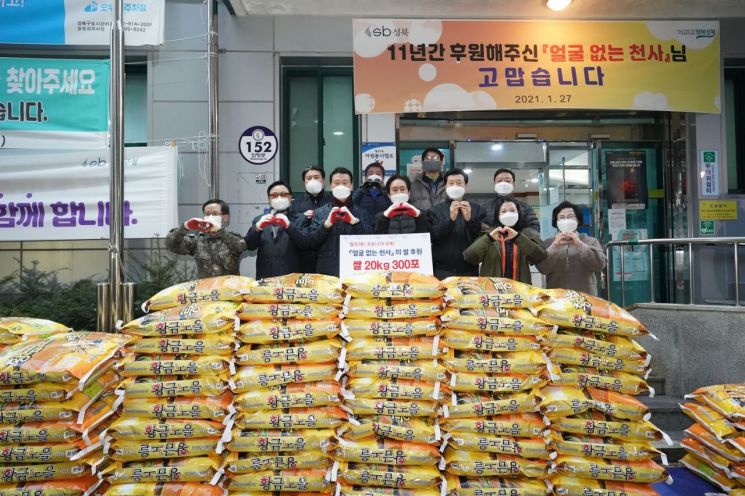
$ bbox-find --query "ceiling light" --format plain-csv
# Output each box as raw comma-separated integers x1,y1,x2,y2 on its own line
531,178,539,183
463,169,473,174
490,143,503,151
546,0,572,11
332,131,344,136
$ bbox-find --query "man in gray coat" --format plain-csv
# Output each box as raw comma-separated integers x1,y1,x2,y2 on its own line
410,147,447,212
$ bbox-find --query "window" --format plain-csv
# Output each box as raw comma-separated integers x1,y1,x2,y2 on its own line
724,61,745,193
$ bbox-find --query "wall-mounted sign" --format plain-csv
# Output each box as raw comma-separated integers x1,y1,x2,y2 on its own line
239,126,278,165
699,149,720,197
700,200,737,221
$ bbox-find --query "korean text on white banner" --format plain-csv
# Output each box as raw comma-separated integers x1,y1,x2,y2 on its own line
339,233,433,279
0,57,110,149
0,146,178,241
0,0,165,46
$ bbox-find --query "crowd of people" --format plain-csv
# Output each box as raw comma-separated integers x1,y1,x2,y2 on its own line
165,148,607,295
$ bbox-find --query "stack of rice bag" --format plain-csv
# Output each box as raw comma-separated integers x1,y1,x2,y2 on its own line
0,331,131,496
535,289,670,495
335,272,446,496
680,383,745,494
101,275,250,496
0,317,72,352
222,273,345,495
439,277,554,496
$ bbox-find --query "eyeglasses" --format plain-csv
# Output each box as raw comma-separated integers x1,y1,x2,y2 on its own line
269,192,291,199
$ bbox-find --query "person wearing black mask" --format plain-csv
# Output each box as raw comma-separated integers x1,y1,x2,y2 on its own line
375,174,430,234
484,168,541,231
292,165,332,273
410,147,447,212
352,161,392,220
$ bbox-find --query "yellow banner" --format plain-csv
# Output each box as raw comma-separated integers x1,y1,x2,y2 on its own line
353,20,720,114
700,200,737,221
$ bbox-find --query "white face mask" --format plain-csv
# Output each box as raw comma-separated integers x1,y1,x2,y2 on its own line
367,174,383,184
494,181,514,195
270,197,290,211
557,218,578,233
446,185,465,200
332,185,351,201
203,214,222,229
499,212,519,227
390,193,409,204
305,179,323,195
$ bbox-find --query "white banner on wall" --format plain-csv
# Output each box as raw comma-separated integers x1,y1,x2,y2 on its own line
339,233,433,279
0,146,178,241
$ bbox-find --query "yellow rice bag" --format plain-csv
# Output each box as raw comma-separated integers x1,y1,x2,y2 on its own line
227,469,333,492
225,450,328,473
551,412,666,442
449,372,548,394
244,273,343,303
101,455,221,483
549,348,649,376
342,272,444,300
442,277,550,308
332,438,440,466
680,401,741,440
346,337,443,361
344,377,444,402
0,402,78,424
237,303,341,321
0,318,71,340
126,335,236,356
117,355,230,377
143,275,252,312
0,383,75,404
342,319,439,339
551,366,652,396
0,423,80,445
551,432,660,461
109,437,219,462
679,452,735,492
545,330,648,361
107,417,225,440
681,436,736,472
344,398,438,418
534,290,650,338
235,382,340,412
447,392,539,419
687,383,745,421
445,475,550,496
441,307,553,335
120,391,233,420
343,299,443,320
336,462,442,489
340,485,440,496
238,319,340,344
686,422,745,463
102,482,224,496
554,455,668,483
446,433,551,459
444,350,547,375
227,429,335,453
442,413,548,438
586,389,651,421
117,375,229,398
339,415,439,444
347,361,447,383
235,407,348,430
120,302,238,337
538,386,651,421
443,330,541,353
549,475,659,496
443,448,548,478
231,363,339,391
0,461,90,482
236,340,341,366
0,475,99,496
0,443,82,464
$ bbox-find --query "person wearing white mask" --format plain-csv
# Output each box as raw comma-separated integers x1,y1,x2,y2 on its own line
410,147,448,212
165,199,246,278
375,174,430,234
352,161,392,220
464,197,546,283
299,167,372,276
536,201,606,295
428,168,486,279
293,165,333,273
244,181,305,279
485,168,541,231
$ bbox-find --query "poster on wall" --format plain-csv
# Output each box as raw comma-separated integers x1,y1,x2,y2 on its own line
612,228,649,282
699,149,720,196
361,142,397,180
605,150,648,209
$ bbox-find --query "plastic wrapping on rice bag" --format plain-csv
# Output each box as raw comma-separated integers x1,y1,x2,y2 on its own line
102,482,224,496
447,392,539,419
143,275,253,312
443,330,541,353
235,382,341,412
0,402,78,424
109,437,219,462
100,455,221,483
549,348,649,376
225,450,328,473
342,319,439,339
551,412,667,443
685,422,745,462
227,429,336,453
236,340,342,366
681,436,737,472
342,299,443,320
332,438,440,465
344,398,438,418
443,448,549,478
442,413,548,438
0,475,99,496
551,365,653,396
336,462,442,489
0,318,72,341
686,383,745,421
680,401,741,440
0,460,93,483
445,432,551,459
237,303,341,321
126,335,236,356
227,469,334,492
344,377,445,402
444,350,547,375
534,290,650,338
108,417,225,440
538,386,650,421
0,443,84,464
440,308,553,336
117,354,230,377
347,361,447,383
231,363,339,391
679,452,736,492
545,330,648,361
445,475,551,496
117,375,229,398
346,337,443,361
550,432,660,461
549,475,658,496
441,277,550,309
120,391,233,420
120,302,239,337
555,455,668,484
244,273,343,304
342,272,444,300
339,415,439,444
238,319,340,344
449,371,548,394
235,407,348,430
0,382,77,404
340,485,440,496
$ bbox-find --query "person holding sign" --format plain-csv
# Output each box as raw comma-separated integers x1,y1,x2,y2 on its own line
463,197,546,284
165,199,247,278
375,174,430,234
428,168,486,279
352,161,392,220
536,201,606,295
244,181,304,279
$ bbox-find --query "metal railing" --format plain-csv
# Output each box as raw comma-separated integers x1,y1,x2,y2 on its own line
605,236,745,307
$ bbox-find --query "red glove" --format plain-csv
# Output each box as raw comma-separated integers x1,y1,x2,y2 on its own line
324,207,341,228
398,203,420,218
184,217,212,232
383,203,401,219
256,214,274,231
337,206,359,225
272,213,290,229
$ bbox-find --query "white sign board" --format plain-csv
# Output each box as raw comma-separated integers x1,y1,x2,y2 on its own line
361,142,397,179
0,146,178,240
339,233,433,279
699,149,720,197
607,208,627,240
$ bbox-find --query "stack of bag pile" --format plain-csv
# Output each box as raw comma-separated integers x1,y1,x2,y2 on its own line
679,383,745,494
535,289,670,495
439,277,555,496
0,330,131,496
335,272,446,496
222,273,345,495
101,275,250,496
0,317,73,353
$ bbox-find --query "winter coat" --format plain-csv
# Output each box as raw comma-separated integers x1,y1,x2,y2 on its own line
428,199,486,279
536,233,606,295
165,226,246,279
352,183,392,221
244,210,304,279
485,195,541,232
410,173,447,212
291,191,333,273
463,228,547,284
374,211,430,234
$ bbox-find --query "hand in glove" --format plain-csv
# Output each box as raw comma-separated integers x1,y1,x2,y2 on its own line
324,207,341,228
184,218,212,232
337,206,359,225
398,203,420,218
255,214,274,231
383,203,402,219
272,213,290,229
